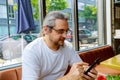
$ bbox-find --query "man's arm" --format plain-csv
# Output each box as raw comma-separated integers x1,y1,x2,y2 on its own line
22,48,41,80
57,62,88,80
57,62,98,80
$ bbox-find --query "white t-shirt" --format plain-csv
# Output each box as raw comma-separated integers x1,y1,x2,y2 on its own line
22,37,82,80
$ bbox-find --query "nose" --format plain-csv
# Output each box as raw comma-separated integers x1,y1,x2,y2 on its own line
62,33,67,38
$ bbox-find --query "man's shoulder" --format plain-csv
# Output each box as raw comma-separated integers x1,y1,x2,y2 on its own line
24,37,43,49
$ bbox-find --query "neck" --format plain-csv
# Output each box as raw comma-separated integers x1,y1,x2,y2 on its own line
43,36,59,51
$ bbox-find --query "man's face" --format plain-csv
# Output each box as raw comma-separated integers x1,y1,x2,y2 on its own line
49,19,69,47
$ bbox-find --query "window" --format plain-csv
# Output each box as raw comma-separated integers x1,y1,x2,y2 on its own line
8,5,14,18
0,0,40,68
78,2,85,10
0,0,106,69
78,0,105,50
0,5,7,18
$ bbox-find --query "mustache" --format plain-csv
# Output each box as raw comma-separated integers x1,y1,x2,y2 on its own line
60,37,65,41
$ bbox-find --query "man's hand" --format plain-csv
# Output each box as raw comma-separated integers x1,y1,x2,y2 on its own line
82,67,98,80
57,62,98,80
67,62,89,80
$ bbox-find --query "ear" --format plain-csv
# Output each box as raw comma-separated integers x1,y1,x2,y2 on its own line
43,26,50,35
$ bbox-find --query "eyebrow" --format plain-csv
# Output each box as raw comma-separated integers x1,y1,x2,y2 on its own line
55,28,69,31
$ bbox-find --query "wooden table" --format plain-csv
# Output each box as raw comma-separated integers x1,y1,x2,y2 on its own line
95,54,120,75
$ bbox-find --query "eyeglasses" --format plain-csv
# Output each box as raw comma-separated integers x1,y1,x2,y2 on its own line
52,28,71,35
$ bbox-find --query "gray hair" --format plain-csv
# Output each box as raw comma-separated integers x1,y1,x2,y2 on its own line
43,11,68,28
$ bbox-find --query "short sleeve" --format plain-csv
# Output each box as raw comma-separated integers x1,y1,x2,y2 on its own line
69,48,83,66
22,46,41,80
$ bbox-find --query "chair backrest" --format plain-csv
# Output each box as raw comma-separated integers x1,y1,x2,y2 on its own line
15,67,22,80
0,67,22,80
79,45,114,65
0,68,18,80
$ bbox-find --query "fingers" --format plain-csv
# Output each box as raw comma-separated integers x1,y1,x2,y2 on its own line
90,68,98,75
82,74,94,80
72,62,89,71
82,68,98,80
75,62,92,79
88,68,98,78
77,67,84,76
74,62,89,74
75,62,89,67
76,62,89,65
70,62,98,80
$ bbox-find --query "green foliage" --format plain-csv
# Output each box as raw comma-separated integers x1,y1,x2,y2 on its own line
106,75,120,80
79,6,97,20
46,0,68,13
79,6,97,30
13,3,17,11
31,0,68,20
31,0,39,20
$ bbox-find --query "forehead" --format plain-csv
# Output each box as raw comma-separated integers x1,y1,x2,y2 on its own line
54,19,68,29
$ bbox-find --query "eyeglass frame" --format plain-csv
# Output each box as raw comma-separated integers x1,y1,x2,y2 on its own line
47,25,71,35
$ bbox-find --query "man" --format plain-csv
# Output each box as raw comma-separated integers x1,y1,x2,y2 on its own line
22,11,98,80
